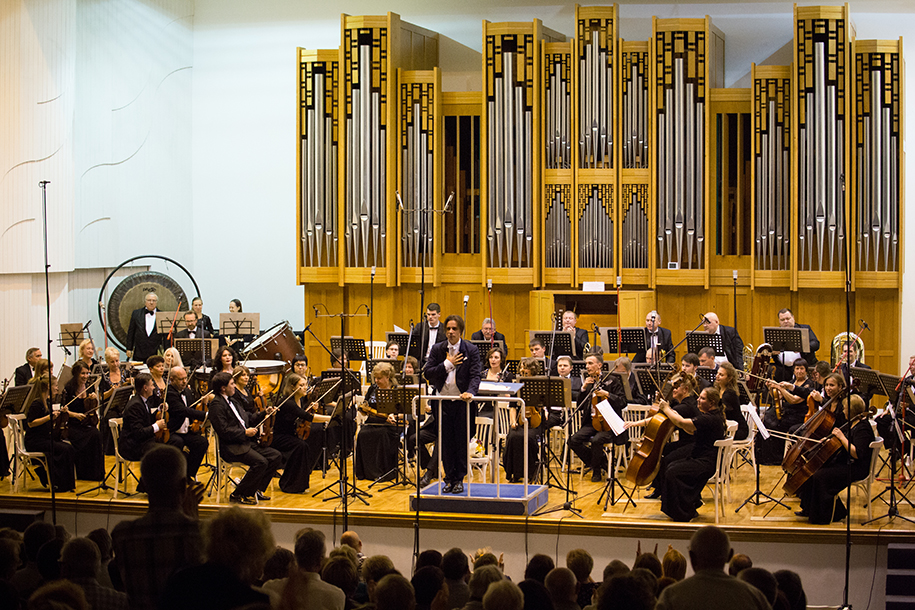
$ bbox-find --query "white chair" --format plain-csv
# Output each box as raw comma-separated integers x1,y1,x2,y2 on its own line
470,416,494,482
835,436,884,522
622,405,652,462
367,341,387,359
8,414,50,493
214,434,262,503
496,404,512,455
724,405,758,501
108,418,140,499
709,421,738,522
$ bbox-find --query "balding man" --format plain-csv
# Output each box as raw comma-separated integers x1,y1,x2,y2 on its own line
127,293,162,361
164,367,209,479
656,526,769,610
471,318,506,343
633,311,675,364
701,313,745,370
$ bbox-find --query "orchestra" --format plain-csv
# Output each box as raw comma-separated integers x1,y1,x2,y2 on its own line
2,298,907,527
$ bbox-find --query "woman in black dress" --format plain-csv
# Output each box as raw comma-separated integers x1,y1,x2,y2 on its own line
231,366,261,415
796,394,875,524
25,375,76,491
714,362,748,440
58,361,105,481
77,339,99,370
213,346,238,376
272,373,330,493
657,386,726,521
354,362,403,482
503,357,541,483
146,355,168,410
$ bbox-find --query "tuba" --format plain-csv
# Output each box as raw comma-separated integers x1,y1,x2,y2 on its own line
830,332,864,367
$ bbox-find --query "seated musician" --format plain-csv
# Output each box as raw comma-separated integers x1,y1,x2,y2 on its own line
99,346,131,455
163,366,209,480
272,373,330,494
795,394,875,524
655,387,727,521
385,341,400,359
568,352,627,482
120,373,167,463
837,342,874,407
231,366,261,415
175,311,208,339
633,311,676,364
409,353,437,487
59,361,105,481
771,308,820,382
146,356,168,409
355,363,405,483
561,311,589,357
402,356,420,378
292,354,309,378
77,339,99,370
613,356,648,405
208,371,281,505
14,347,42,386
213,346,239,376
543,355,580,429
697,347,718,370
479,346,512,419
680,353,711,391
529,339,558,376
164,347,184,370
471,318,506,343
503,358,543,483
714,363,748,441
25,374,76,492
876,354,915,456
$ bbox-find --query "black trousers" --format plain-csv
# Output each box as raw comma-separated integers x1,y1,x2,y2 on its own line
167,432,208,479
408,424,438,475
438,399,476,483
222,444,282,498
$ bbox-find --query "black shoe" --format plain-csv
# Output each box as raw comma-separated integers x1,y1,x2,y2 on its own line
256,491,271,501
419,473,434,488
645,489,661,500
451,482,464,494
591,471,604,483
795,510,808,517
441,481,454,493
230,493,257,505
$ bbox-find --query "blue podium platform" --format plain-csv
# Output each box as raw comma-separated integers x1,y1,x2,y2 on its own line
409,482,549,516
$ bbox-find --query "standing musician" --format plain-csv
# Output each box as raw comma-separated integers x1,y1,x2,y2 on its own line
77,339,98,370
471,318,506,344
163,367,209,480
701,312,745,370
795,394,875,524
126,293,161,362
25,375,76,492
503,358,543,483
568,353,627,483
273,373,330,494
714,363,748,441
98,346,132,455
633,311,676,364
423,314,482,494
208,371,281,505
355,363,405,483
191,297,215,335
14,347,42,386
120,373,168,463
561,310,589,357
680,354,711,391
655,387,727,521
770,308,820,382
418,303,444,365
59,361,105,481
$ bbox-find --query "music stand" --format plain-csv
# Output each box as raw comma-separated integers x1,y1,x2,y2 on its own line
686,331,724,357
598,327,646,355
736,380,754,406
0,386,35,416
397,373,420,386
470,339,506,356
321,368,362,388
531,330,574,357
569,360,587,378
58,324,86,358
633,365,675,399
763,326,811,354
175,338,218,367
609,372,632,403
504,360,520,377
372,387,421,491
385,332,415,356
155,311,182,336
366,359,402,383
695,366,717,386
331,336,368,362
102,385,134,419
516,377,570,489
219,313,260,340
57,365,73,390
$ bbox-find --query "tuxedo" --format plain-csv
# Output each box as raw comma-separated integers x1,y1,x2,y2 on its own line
175,326,210,340
632,327,676,364
470,330,506,343
564,327,589,357
120,395,161,461
568,373,628,477
717,325,745,370
126,307,161,361
417,323,444,365
208,394,281,498
424,338,482,483
164,387,209,477
14,363,33,387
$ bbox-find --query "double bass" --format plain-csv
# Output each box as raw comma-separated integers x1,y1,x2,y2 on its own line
781,385,850,495
624,372,682,487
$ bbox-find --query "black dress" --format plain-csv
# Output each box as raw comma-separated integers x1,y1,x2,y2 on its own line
354,385,401,482
24,400,76,491
231,389,259,415
503,408,541,482
755,385,814,465
659,411,726,521
59,387,105,481
272,397,316,493
798,418,875,524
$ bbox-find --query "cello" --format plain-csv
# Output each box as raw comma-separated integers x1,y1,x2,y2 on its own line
781,384,850,495
625,372,682,487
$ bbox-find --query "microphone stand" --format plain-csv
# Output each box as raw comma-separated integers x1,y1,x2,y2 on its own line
39,180,57,523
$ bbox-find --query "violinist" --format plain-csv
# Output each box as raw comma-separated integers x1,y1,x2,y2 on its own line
273,373,330,493
614,357,647,405
875,354,915,455
568,353,627,483
401,356,420,380
59,361,105,481
714,363,748,441
408,351,436,486
655,387,726,521
163,347,184,371
120,373,167,463
77,339,99,370
480,347,512,419
163,367,209,479
146,356,168,409
208,371,282,505
25,374,76,492
503,358,542,483
231,366,260,415
385,341,400,359
99,347,131,455
355,363,404,483
795,394,875,524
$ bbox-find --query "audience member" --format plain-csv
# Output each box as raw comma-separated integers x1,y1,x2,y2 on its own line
632,553,662,580
472,553,499,571
416,550,443,572
111,445,202,610
517,579,554,610
737,568,779,607
628,569,658,598
566,549,597,609
36,539,64,582
361,555,398,605
544,568,578,610
602,560,630,581
596,574,655,610
773,570,806,610
12,521,55,600
728,553,753,576
376,573,417,610
60,537,128,610
341,531,366,572
27,580,89,610
442,548,470,609
0,540,19,582
523,554,554,584
655,526,769,610
86,529,115,589
661,546,687,581
264,528,343,610
261,547,295,584
322,555,359,610
462,565,503,610
482,580,523,610
412,566,445,610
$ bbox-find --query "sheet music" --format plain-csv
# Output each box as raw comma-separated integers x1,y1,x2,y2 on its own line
595,399,626,436
394,324,406,334
749,408,769,440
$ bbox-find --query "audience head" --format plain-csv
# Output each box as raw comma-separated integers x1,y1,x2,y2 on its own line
473,552,499,571
661,545,687,581
688,526,732,572
632,553,662,579
628,568,658,598
322,555,359,599
524,553,555,584
262,547,295,582
737,567,779,606
416,549,442,572
410,566,445,608
518,578,554,610
28,580,89,610
23,521,56,563
205,507,275,585
468,565,503,601
566,548,594,582
86,529,112,563
0,539,19,581
376,573,415,610
329,544,358,567
59,538,101,580
363,555,397,601
602,559,630,581
773,570,807,610
728,553,753,576
36,538,64,582
139,445,188,508
483,580,524,610
544,567,577,605
293,528,326,573
441,548,470,582
596,574,656,610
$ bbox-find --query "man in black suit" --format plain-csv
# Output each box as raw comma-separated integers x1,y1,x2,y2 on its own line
838,341,874,407
14,347,42,386
423,315,482,494
127,293,161,362
191,297,214,335
702,312,745,370
543,355,582,429
470,318,506,344
561,311,590,358
120,373,166,462
770,308,821,382
175,312,209,340
633,311,676,364
529,339,559,376
163,366,209,479
208,371,281,505
416,303,443,366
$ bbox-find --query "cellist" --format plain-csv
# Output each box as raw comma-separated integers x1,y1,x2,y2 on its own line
756,359,821,465
795,394,875,524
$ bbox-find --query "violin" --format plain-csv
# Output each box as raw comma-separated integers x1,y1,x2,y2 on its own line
188,390,213,434
625,373,683,487
254,404,279,446
155,381,170,444
515,404,542,429
53,405,69,440
84,377,102,428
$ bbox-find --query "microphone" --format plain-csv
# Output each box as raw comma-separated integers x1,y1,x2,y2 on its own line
39,180,51,186
463,295,469,306
702,315,710,325
487,279,493,291
303,321,313,332
312,306,319,317
859,320,870,331
371,266,376,278
444,191,455,212
396,190,404,211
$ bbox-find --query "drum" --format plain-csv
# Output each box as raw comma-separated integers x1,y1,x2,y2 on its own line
244,360,286,396
243,321,304,365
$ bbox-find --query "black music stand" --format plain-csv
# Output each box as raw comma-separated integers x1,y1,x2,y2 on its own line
470,339,506,357
321,368,363,387
695,367,717,386
330,336,368,363
763,326,811,355
397,373,420,386
504,360,520,377
366,359,402,382
531,331,573,357
589,389,636,511
737,380,754,406
519,377,572,493
633,365,675,399
569,360,587,378
0,386,35,416
385,332,419,357
686,332,724,358
175,338,218,368
599,327,646,355
371,387,421,491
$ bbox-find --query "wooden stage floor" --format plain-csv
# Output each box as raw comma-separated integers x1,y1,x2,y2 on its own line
1,447,914,545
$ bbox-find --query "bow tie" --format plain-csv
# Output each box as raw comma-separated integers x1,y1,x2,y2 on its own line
146,310,156,316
